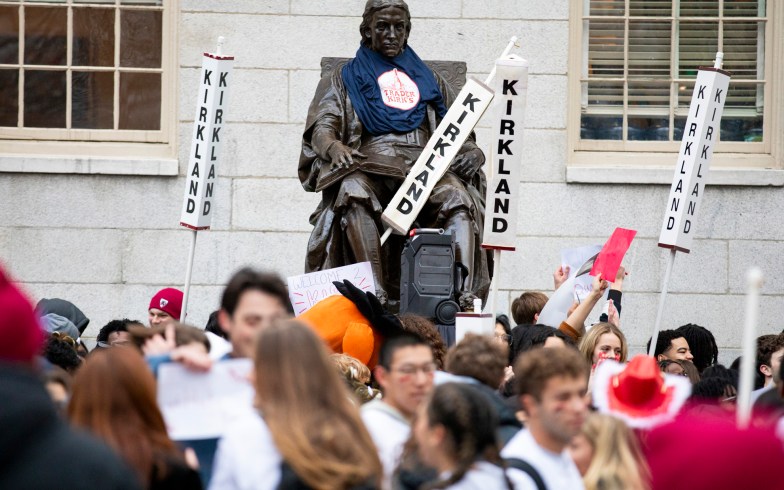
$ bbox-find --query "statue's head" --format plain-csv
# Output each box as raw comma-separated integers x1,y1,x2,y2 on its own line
360,0,412,58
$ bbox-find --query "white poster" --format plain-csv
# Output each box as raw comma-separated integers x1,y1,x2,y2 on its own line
287,262,376,315
381,78,494,235
658,66,731,253
561,244,603,304
180,52,234,230
482,56,529,251
157,359,254,440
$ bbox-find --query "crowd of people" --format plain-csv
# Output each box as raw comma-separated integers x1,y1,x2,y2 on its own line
2,260,784,490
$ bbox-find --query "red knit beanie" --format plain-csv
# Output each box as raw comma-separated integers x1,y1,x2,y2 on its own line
148,288,184,320
0,266,44,364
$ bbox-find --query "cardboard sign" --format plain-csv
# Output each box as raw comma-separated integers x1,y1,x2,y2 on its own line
157,359,254,440
381,78,495,235
591,228,637,282
287,262,375,315
658,67,731,253
455,312,494,345
482,56,529,251
180,52,234,230
561,244,603,304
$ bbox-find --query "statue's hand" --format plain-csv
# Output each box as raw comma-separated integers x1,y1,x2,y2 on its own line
327,142,365,170
451,148,484,180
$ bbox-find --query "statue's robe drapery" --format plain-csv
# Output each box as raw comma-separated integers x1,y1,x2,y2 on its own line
299,59,492,301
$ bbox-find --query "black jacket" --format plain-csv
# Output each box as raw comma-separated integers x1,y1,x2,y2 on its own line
0,364,142,490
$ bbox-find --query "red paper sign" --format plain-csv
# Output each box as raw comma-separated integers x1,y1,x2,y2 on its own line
590,228,637,282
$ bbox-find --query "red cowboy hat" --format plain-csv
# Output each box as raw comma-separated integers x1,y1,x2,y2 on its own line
592,355,691,429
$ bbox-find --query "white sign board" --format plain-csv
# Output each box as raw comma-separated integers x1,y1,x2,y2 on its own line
658,67,731,253
287,262,375,315
180,53,234,230
381,78,495,234
157,359,254,440
455,312,495,345
482,56,529,251
561,244,603,304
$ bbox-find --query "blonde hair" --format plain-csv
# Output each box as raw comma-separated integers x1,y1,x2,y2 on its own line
254,320,382,489
580,413,650,490
578,322,628,364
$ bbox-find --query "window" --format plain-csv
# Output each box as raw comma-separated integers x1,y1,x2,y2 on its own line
568,0,781,177
0,0,176,167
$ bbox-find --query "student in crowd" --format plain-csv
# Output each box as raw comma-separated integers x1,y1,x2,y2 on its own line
0,266,141,489
69,348,202,490
569,412,649,490
36,297,91,357
42,332,82,374
210,320,381,489
510,292,548,326
646,329,694,363
217,267,293,359
494,314,512,346
444,334,522,444
675,323,718,373
658,359,700,385
752,333,784,403
96,318,142,349
399,314,447,370
578,322,629,368
362,333,436,489
501,347,589,490
410,383,513,489
148,287,184,327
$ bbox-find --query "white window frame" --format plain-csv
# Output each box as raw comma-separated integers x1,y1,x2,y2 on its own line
566,0,784,185
0,0,178,175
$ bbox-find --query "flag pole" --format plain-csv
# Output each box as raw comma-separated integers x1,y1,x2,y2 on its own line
648,248,676,356
737,267,763,429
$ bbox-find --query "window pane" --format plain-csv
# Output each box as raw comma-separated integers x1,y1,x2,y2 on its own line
72,71,113,129
628,21,670,79
119,72,160,130
723,21,762,80
73,7,115,67
24,7,67,65
583,80,624,108
721,116,763,142
0,6,19,64
629,0,671,16
0,69,19,127
678,21,718,78
628,117,669,141
587,19,624,77
120,10,162,68
628,81,669,110
724,0,765,17
24,70,66,128
121,0,163,4
680,1,718,17
590,0,624,16
581,115,623,140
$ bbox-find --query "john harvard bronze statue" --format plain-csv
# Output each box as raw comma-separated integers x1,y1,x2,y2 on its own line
299,0,491,307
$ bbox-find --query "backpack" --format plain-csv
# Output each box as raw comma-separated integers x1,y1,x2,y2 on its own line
504,458,547,490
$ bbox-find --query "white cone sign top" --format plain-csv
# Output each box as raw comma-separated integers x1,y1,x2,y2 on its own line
658,64,731,253
381,78,495,235
481,56,529,251
180,52,234,230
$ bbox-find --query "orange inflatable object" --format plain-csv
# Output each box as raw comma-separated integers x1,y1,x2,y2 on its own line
298,294,384,369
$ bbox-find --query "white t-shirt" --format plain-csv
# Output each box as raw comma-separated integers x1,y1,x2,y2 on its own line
501,429,584,490
209,411,282,490
360,400,411,490
441,461,509,489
